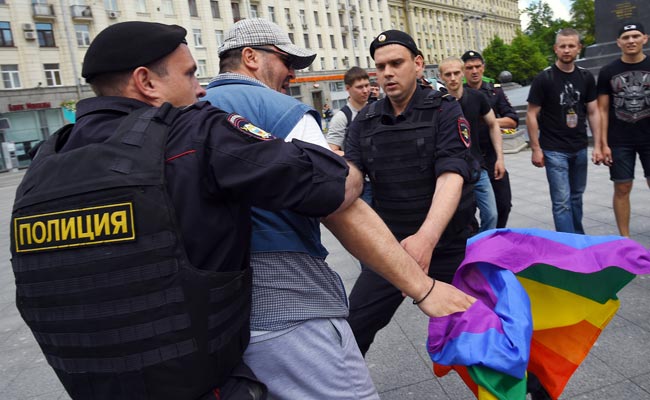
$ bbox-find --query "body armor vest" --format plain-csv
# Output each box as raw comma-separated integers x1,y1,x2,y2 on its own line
10,104,250,399
358,92,476,246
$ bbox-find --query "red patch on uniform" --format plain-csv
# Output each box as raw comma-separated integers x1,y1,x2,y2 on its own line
457,118,471,148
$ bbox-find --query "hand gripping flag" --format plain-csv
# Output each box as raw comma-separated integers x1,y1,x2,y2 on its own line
428,228,650,400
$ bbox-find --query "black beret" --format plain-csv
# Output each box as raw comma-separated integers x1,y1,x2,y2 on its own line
82,22,187,82
461,50,484,63
370,30,419,59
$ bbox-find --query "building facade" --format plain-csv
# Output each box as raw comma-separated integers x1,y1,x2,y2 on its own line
0,0,519,170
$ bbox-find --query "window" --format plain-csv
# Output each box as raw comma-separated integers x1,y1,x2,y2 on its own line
329,82,344,91
314,11,320,26
197,59,207,77
320,57,325,69
333,57,338,69
36,23,55,47
370,17,375,30
162,0,174,14
332,99,347,109
210,1,221,18
288,32,294,43
193,29,203,47
75,24,90,46
189,0,198,16
317,34,322,48
299,9,306,25
327,13,332,26
0,22,13,47
342,35,347,49
215,30,224,46
284,8,291,23
267,6,275,22
232,2,241,22
135,0,147,13
103,0,118,10
1,65,21,89
303,33,309,48
287,86,301,98
330,35,336,49
44,63,62,86
250,4,258,18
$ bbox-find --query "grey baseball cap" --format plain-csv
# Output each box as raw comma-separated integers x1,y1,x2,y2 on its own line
218,18,316,70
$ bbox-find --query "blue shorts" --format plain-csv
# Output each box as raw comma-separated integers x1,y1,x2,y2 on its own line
609,144,650,182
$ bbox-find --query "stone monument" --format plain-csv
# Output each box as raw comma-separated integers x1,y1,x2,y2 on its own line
577,0,650,75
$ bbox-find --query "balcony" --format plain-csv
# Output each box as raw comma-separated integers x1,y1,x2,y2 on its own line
32,3,55,19
70,5,93,20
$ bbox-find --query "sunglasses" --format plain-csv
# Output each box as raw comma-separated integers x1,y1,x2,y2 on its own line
249,46,295,69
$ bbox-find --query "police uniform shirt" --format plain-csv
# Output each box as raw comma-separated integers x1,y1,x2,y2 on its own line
344,85,474,182
61,96,348,273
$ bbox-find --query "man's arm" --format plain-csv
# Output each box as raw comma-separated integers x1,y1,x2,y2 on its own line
322,199,475,317
326,111,347,154
401,172,464,273
586,99,603,164
526,103,544,168
597,94,613,166
495,89,519,129
483,109,505,179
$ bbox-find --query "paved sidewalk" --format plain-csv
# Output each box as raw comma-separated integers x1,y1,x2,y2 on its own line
1,146,650,399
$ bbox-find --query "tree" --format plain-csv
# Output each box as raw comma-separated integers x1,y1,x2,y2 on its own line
570,0,595,50
504,32,548,84
482,36,510,79
523,0,570,63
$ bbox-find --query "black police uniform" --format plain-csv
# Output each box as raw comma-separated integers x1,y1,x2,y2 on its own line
466,81,519,228
11,96,348,400
343,85,477,356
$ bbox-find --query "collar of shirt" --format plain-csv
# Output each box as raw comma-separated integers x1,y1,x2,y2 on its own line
76,96,148,119
379,84,424,124
208,72,270,89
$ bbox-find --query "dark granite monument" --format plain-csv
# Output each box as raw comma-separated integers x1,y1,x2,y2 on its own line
577,0,650,76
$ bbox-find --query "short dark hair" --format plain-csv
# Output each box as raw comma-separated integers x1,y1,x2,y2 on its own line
556,28,581,43
344,66,369,86
89,55,169,97
218,48,244,73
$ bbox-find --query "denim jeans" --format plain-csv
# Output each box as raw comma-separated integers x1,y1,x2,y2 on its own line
474,169,498,232
543,148,587,234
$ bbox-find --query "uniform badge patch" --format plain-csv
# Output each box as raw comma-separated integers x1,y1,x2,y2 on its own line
458,118,471,148
227,114,275,141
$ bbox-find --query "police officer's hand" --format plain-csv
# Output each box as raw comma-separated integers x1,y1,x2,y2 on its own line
400,233,437,275
531,148,545,168
494,159,506,180
416,280,476,317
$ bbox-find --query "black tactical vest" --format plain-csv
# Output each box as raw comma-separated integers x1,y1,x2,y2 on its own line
358,91,477,246
10,104,250,399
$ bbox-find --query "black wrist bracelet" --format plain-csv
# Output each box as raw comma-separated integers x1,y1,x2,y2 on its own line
413,278,436,305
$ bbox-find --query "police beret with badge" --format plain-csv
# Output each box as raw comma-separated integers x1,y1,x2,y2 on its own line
82,22,187,82
461,50,484,63
618,22,645,37
370,30,419,59
218,18,316,70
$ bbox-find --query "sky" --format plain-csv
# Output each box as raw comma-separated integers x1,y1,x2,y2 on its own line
518,0,572,30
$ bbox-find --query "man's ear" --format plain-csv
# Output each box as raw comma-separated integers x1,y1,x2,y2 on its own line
131,66,159,101
240,47,261,71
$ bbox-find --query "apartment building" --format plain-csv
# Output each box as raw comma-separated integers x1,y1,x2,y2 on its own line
0,0,518,170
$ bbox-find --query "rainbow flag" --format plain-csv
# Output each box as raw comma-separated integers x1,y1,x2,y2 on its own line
428,228,650,400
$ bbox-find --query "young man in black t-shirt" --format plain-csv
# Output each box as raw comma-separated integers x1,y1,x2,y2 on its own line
440,57,505,232
527,28,602,234
597,22,650,237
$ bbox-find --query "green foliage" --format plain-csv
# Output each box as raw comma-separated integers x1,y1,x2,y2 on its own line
524,0,571,63
571,0,596,50
482,33,547,84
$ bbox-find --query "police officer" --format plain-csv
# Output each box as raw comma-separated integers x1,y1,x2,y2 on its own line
10,22,474,400
345,30,478,356
462,50,518,228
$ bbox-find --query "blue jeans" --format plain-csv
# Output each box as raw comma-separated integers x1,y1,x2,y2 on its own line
543,148,587,234
474,169,497,232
